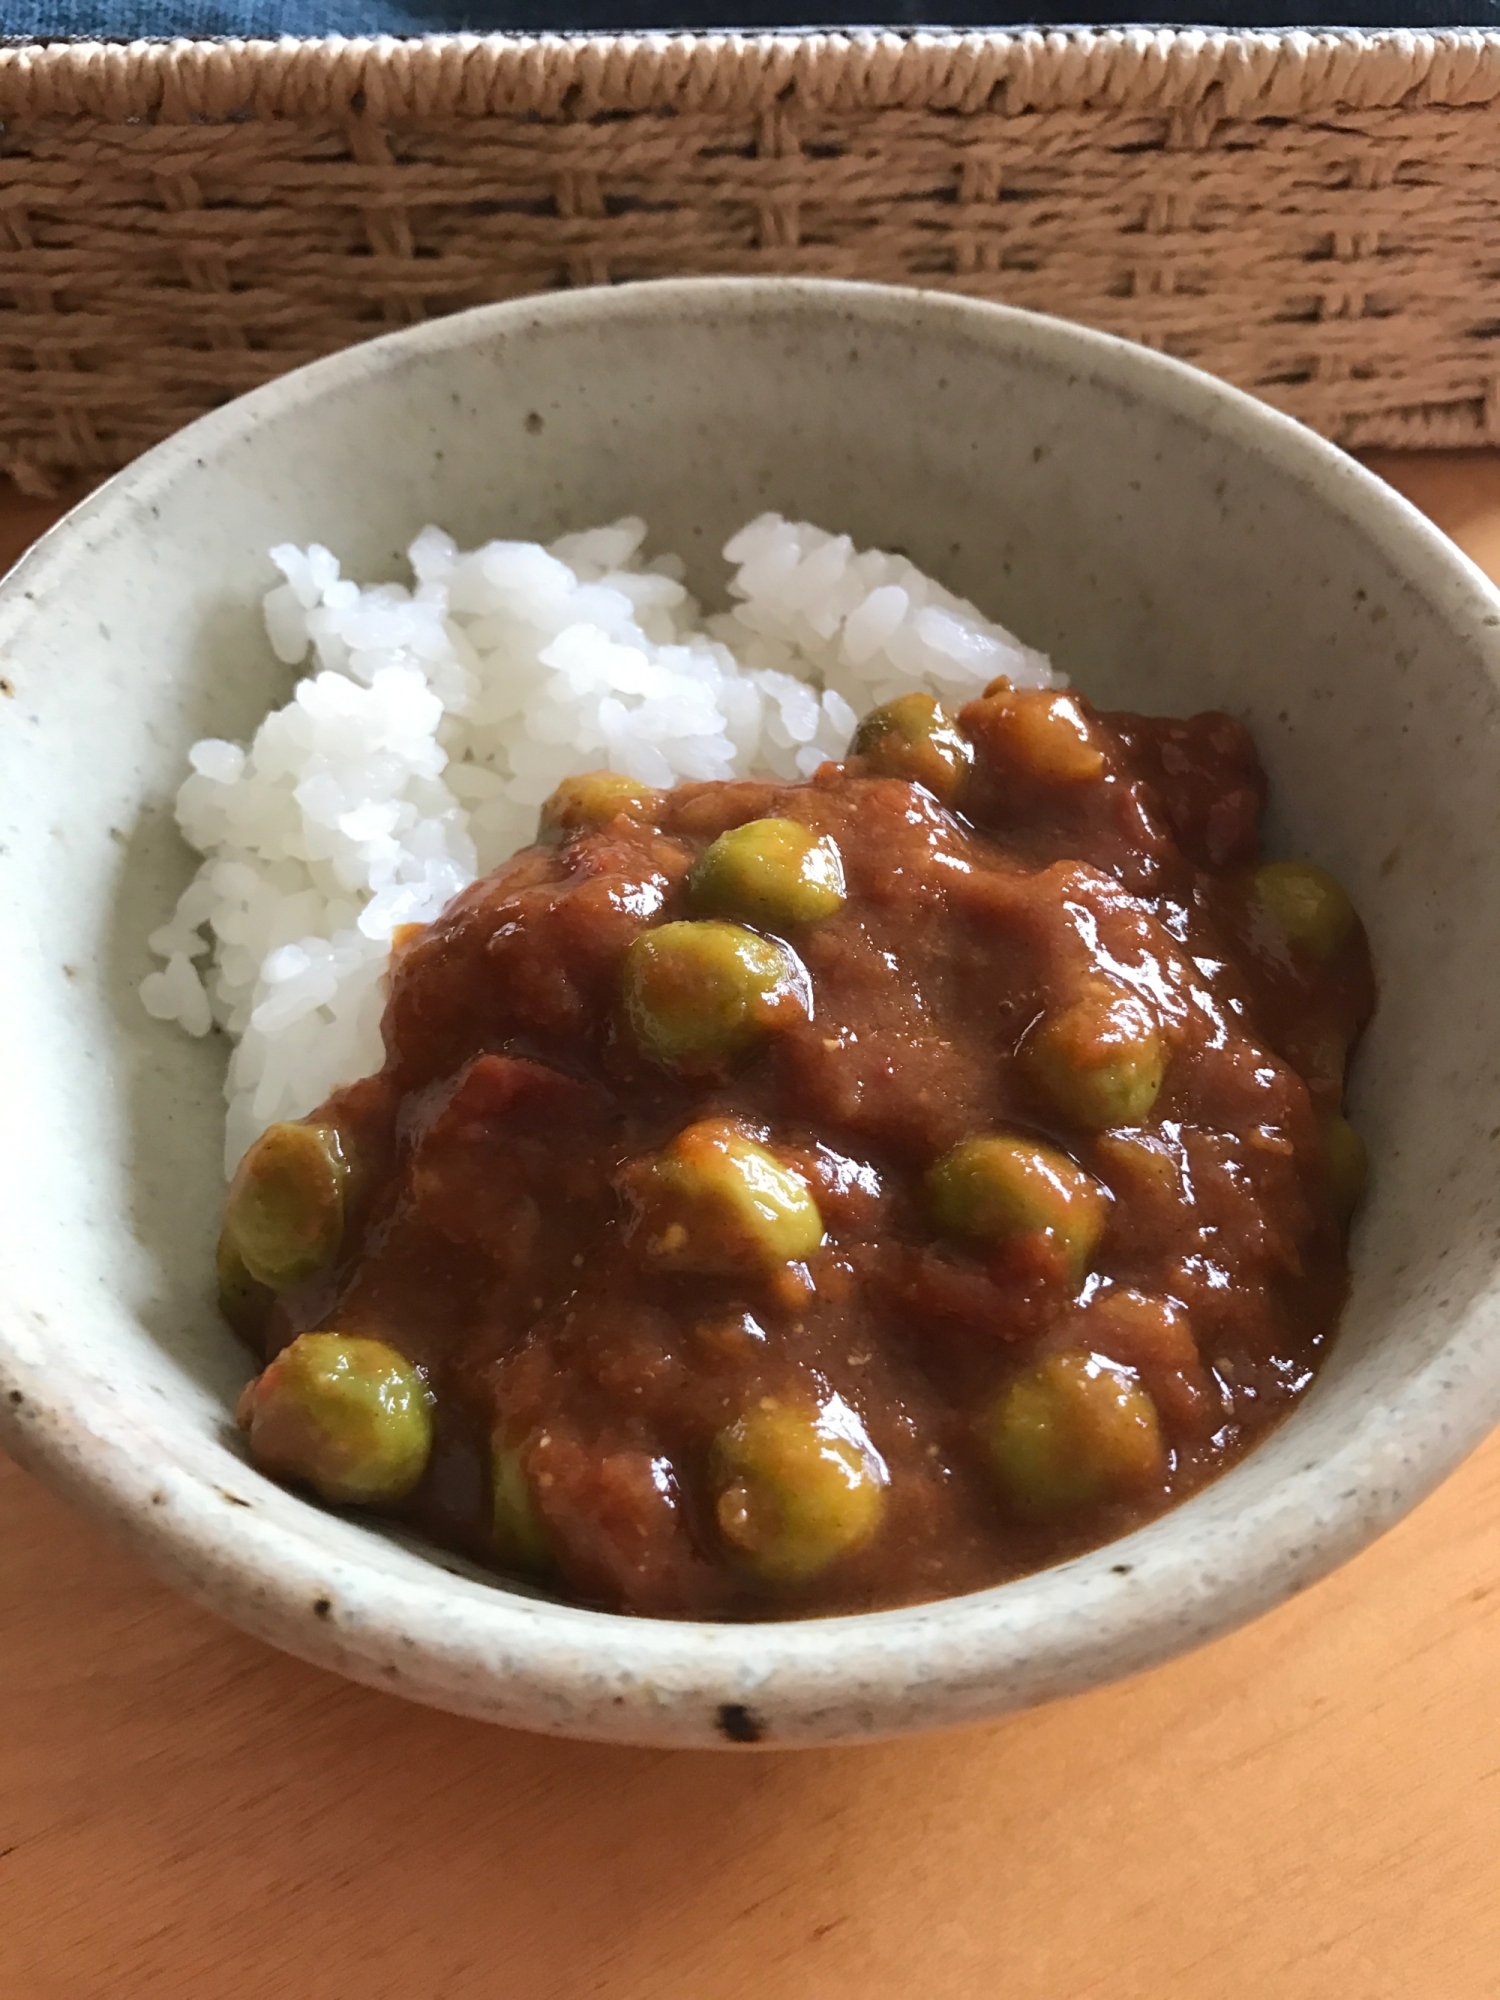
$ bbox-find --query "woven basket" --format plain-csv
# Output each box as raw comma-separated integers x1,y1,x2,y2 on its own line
4,27,1500,492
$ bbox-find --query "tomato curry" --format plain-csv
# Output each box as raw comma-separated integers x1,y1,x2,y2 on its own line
224,678,1374,1620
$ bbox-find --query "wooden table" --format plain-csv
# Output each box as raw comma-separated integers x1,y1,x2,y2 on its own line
5,455,1500,2000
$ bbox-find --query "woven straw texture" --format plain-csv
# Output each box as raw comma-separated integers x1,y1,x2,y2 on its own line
4,28,1500,491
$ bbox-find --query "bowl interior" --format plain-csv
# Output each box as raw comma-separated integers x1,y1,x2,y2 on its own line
4,281,1500,1746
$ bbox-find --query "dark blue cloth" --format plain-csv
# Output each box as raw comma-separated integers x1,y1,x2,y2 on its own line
8,0,1494,39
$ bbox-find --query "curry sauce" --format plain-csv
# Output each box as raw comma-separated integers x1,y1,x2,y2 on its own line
225,680,1373,1620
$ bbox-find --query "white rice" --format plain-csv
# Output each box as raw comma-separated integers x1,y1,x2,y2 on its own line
139,513,1057,1175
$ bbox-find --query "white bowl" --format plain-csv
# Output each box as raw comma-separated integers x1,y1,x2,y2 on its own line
3,279,1499,1749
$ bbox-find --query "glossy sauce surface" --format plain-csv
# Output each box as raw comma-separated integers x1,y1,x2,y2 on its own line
233,683,1374,1619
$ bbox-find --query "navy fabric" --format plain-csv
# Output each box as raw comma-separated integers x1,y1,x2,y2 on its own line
6,0,1497,38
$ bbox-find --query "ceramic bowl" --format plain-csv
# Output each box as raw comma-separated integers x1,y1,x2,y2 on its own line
3,279,1499,1749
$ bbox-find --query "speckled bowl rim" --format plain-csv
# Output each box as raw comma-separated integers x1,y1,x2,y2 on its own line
4,279,1500,1748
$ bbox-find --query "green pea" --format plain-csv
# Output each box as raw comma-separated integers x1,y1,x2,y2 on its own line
539,770,660,840
689,818,846,929
622,921,808,1072
713,1398,887,1584
927,1135,1108,1281
238,1332,432,1506
1094,1130,1180,1204
1250,861,1357,960
850,692,974,806
1321,1111,1367,1223
969,684,1107,782
623,1118,823,1274
215,1229,272,1342
983,1351,1165,1515
491,1438,552,1572
1024,991,1165,1131
222,1121,350,1292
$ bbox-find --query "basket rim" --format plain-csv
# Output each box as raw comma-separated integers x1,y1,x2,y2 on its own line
3,24,1500,120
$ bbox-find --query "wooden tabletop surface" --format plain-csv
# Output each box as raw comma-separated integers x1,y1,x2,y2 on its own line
5,452,1500,2000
